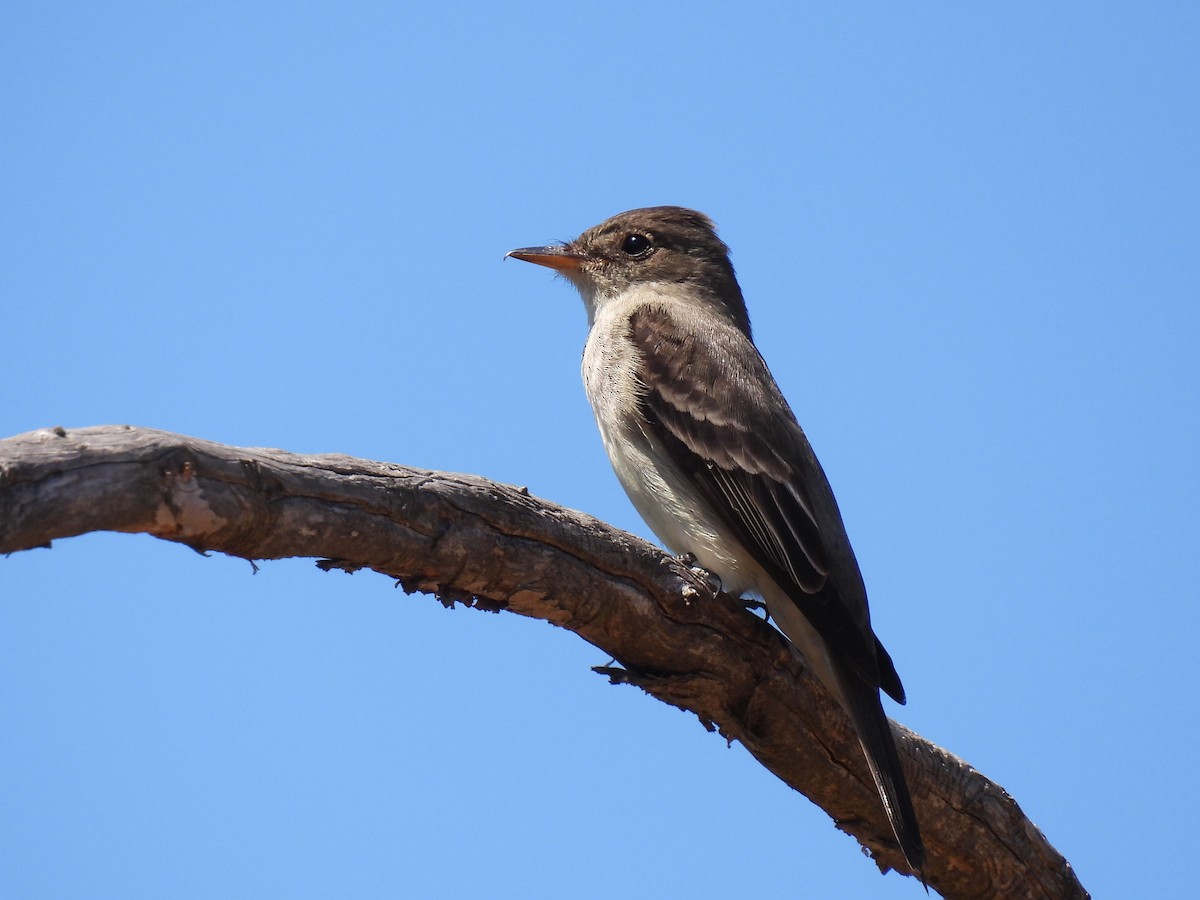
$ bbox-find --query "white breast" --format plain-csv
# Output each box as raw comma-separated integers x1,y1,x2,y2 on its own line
579,290,758,596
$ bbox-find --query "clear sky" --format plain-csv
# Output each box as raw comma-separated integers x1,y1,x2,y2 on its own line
2,4,1197,898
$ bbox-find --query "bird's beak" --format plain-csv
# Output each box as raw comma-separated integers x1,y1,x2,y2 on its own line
505,245,586,272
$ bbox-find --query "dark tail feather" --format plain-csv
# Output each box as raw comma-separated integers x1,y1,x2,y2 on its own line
836,664,926,879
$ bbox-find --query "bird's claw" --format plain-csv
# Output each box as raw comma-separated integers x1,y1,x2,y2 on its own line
675,553,722,595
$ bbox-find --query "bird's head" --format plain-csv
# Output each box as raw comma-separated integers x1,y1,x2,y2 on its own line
508,206,751,336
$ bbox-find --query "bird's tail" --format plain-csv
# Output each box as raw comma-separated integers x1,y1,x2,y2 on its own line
835,663,927,879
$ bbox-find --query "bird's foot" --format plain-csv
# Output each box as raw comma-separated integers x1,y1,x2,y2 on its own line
675,553,723,595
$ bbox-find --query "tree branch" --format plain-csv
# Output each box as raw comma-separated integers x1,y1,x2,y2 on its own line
0,425,1088,899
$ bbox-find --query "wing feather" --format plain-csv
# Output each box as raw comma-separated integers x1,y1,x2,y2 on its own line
630,306,903,698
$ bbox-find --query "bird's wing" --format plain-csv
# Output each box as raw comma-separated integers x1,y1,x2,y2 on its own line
629,305,900,698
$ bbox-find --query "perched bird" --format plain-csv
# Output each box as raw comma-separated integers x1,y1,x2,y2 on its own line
507,206,925,874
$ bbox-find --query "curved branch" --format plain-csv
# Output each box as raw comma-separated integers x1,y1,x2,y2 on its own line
0,425,1088,900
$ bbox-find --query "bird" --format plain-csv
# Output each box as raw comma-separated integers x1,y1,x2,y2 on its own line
506,206,925,875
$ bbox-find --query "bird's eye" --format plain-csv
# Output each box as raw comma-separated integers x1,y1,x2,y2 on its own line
620,233,653,257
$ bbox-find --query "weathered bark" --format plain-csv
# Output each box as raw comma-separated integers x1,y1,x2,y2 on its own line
0,425,1088,900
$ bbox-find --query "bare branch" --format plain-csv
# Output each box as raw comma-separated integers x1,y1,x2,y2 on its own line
0,425,1089,900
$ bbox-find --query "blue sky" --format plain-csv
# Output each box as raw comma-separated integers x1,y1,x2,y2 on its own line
2,4,1197,897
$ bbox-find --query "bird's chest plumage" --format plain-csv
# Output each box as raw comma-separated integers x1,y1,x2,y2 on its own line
581,307,654,499
580,299,755,594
